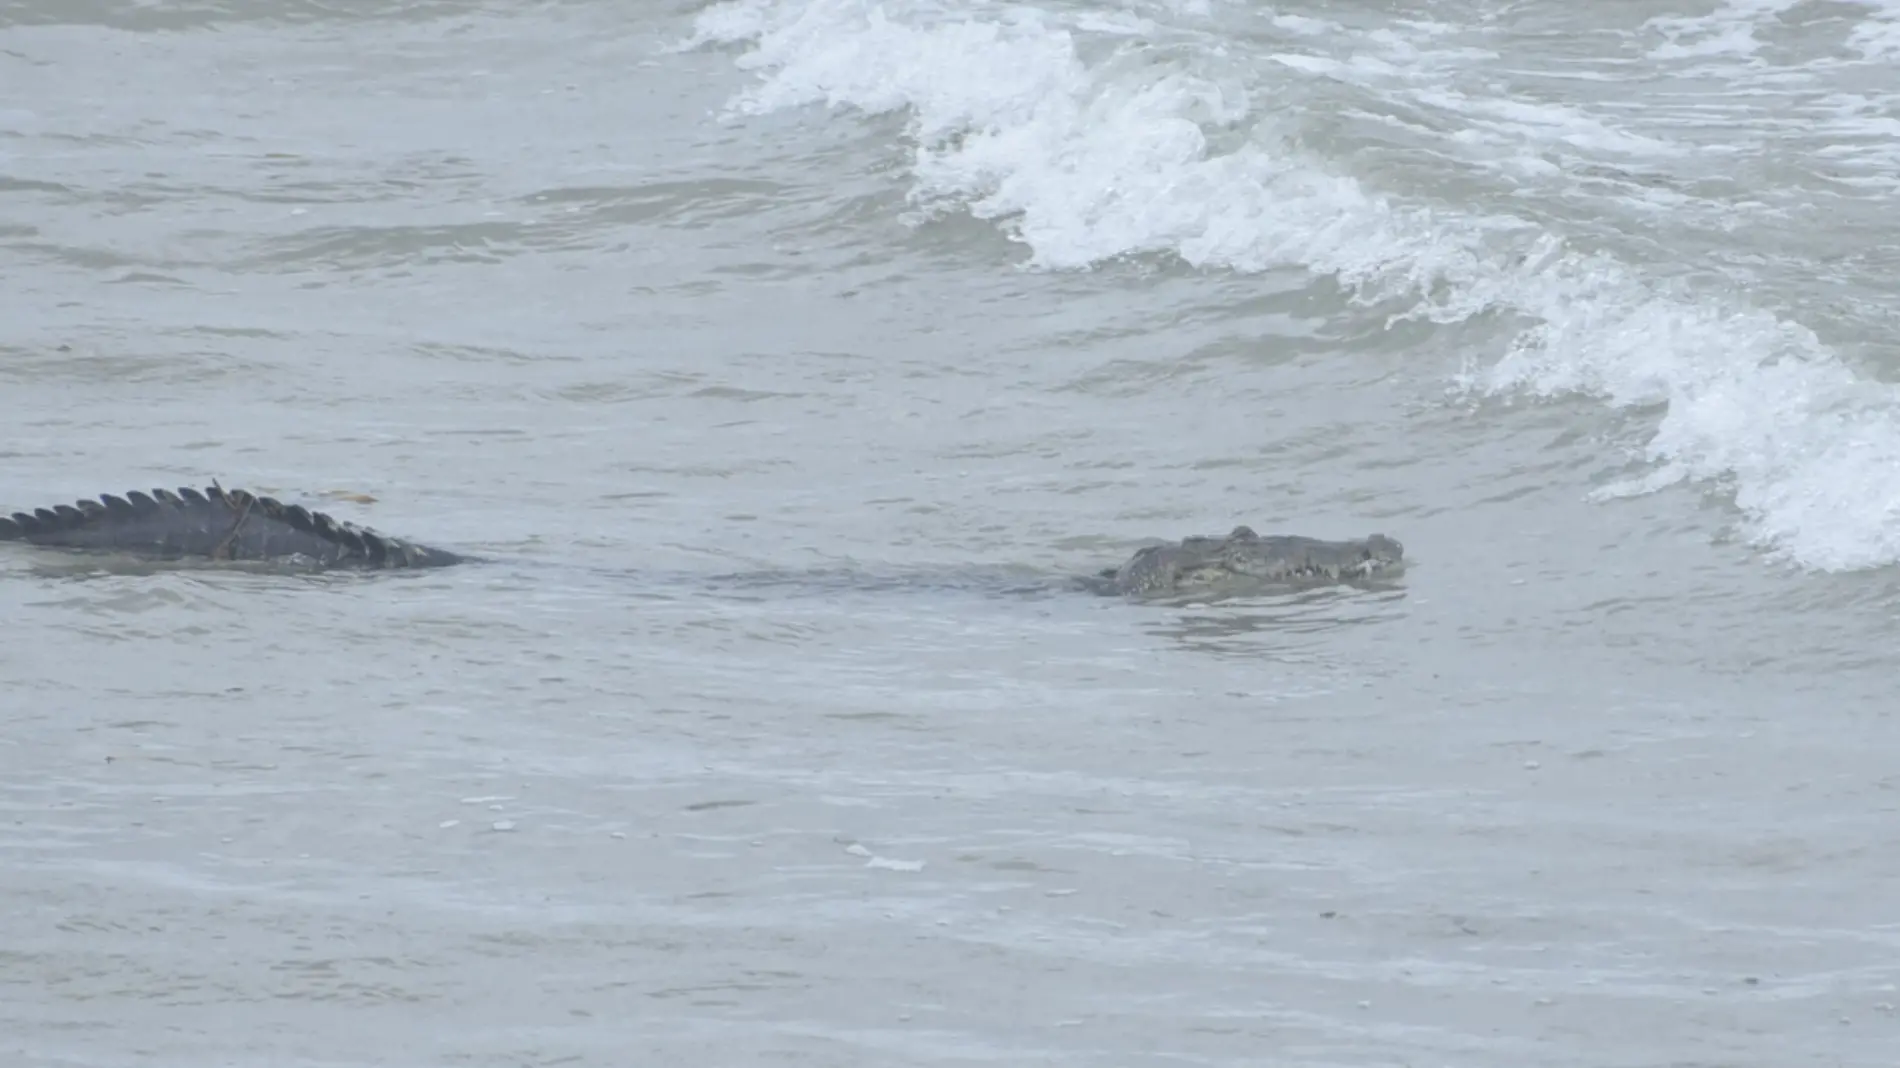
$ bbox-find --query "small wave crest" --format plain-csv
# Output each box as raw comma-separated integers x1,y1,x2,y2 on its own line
685,0,1900,572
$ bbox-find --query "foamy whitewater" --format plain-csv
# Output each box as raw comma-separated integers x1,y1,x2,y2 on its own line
689,0,1900,570
7,2,1900,1066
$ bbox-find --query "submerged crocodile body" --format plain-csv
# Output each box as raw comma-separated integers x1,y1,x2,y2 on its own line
0,485,1403,597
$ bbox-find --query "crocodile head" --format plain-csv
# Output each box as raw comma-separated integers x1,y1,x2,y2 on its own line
1109,525,1405,596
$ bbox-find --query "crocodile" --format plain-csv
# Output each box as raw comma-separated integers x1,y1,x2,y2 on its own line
0,485,465,570
0,485,1404,597
1098,526,1406,595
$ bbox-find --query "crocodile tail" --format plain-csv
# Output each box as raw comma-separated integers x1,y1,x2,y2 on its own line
0,485,465,569
0,495,116,541
222,487,465,568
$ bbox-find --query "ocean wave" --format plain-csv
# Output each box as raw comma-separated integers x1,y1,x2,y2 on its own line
684,0,1900,571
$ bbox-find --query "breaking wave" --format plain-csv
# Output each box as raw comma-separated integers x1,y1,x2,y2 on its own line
684,0,1900,572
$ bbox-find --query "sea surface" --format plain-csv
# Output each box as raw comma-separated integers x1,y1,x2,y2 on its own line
5,1,1900,1064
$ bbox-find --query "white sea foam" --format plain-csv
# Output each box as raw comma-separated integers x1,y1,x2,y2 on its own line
686,0,1900,571
1641,0,1800,61
1848,9,1900,60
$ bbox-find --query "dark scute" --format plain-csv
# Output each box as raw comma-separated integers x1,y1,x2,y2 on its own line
77,498,105,517
101,494,134,516
283,504,316,532
310,512,367,556
53,504,86,525
1229,526,1257,540
360,531,389,564
179,487,208,504
125,491,159,513
34,508,58,525
0,515,20,540
151,488,181,506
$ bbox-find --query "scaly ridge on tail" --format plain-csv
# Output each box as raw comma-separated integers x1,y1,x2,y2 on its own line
0,484,465,569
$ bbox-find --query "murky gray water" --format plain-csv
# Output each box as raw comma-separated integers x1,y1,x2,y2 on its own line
6,1,1900,1064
